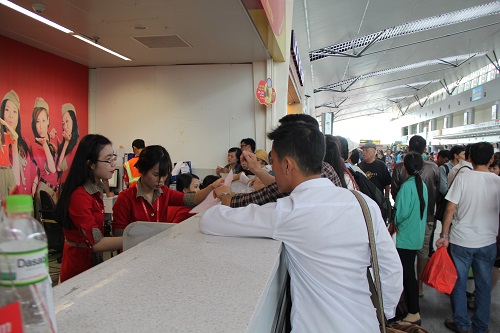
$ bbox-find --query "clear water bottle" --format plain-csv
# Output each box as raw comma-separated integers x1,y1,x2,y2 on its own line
0,195,57,332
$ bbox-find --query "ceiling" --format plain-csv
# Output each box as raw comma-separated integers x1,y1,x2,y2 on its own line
293,0,500,121
1,0,500,122
0,0,269,67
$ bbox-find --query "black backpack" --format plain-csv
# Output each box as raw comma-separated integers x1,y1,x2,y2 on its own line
349,167,391,222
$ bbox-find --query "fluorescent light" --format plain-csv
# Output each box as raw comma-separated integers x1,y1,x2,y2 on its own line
73,35,132,61
0,0,73,34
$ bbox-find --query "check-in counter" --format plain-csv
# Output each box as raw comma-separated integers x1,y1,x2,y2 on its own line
53,216,289,333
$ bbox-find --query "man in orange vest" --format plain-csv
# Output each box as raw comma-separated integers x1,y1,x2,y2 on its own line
123,139,145,188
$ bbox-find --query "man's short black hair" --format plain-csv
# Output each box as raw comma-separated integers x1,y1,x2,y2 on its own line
132,139,145,149
470,142,494,166
278,114,319,127
437,149,450,159
240,138,256,152
267,122,324,176
449,145,465,160
408,135,426,155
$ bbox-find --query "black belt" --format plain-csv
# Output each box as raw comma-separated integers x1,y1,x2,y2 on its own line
40,177,58,192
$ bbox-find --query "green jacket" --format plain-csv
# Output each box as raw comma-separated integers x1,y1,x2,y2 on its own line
394,176,428,250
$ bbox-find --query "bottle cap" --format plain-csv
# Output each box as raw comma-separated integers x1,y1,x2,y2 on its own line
5,195,34,213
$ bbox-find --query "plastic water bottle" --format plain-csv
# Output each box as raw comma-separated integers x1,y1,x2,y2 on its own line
0,195,57,332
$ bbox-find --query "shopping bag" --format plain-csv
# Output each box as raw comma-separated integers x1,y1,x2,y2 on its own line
420,247,457,294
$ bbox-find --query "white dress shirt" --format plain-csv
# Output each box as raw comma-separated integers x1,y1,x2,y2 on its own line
200,178,403,332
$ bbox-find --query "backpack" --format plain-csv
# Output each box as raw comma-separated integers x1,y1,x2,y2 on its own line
349,167,391,222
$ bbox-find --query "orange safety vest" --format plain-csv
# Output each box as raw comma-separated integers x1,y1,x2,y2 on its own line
124,157,141,187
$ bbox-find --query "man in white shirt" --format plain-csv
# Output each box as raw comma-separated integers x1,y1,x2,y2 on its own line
447,144,473,185
436,142,500,333
200,122,403,332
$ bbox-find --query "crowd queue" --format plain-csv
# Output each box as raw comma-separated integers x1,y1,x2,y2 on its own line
2,94,499,332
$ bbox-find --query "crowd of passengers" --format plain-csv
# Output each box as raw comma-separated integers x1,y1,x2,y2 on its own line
3,107,498,332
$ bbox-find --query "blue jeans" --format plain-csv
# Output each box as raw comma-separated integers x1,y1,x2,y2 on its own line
449,243,496,333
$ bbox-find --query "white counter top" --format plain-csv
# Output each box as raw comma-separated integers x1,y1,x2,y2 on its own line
54,216,285,333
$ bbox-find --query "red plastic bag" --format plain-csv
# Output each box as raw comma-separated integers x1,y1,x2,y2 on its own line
421,247,458,294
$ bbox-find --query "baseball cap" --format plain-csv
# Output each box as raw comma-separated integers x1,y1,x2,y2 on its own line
361,142,377,149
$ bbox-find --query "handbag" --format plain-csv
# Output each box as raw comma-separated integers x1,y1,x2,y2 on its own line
435,166,471,221
421,247,457,294
351,191,431,333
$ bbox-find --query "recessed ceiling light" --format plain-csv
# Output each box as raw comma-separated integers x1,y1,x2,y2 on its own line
132,24,148,30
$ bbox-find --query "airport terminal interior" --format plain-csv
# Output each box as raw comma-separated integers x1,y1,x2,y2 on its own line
1,0,500,332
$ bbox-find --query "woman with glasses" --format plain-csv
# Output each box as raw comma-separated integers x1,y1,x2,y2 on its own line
55,134,123,282
112,145,223,233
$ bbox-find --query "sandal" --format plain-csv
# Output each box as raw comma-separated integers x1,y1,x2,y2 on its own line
397,318,422,326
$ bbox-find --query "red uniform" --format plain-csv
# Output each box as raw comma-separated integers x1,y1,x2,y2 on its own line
32,143,58,188
60,183,105,282
112,183,192,234
15,140,37,195
58,144,78,186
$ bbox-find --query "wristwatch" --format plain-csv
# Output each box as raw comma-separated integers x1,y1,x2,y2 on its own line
220,192,231,197
439,233,449,239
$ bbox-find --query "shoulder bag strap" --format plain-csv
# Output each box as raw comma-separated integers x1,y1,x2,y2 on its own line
449,165,472,188
350,190,386,333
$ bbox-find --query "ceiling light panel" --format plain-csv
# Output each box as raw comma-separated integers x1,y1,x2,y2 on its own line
310,1,500,61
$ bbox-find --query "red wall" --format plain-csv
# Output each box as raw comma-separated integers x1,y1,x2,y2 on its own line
0,35,88,141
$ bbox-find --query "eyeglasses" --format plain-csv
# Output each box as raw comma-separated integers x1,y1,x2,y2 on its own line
97,154,117,164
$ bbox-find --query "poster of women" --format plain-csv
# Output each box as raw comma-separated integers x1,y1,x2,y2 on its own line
0,36,89,208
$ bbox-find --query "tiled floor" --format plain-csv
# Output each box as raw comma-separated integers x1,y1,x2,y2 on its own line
419,279,500,333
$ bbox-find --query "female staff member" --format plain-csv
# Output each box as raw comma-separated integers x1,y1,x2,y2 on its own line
56,103,79,192
31,98,58,215
113,145,223,233
54,134,123,282
1,90,36,196
176,173,200,193
393,152,428,325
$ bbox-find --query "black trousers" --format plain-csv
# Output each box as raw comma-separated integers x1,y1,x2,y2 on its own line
397,248,420,314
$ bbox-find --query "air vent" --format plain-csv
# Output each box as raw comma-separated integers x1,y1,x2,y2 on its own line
132,35,192,48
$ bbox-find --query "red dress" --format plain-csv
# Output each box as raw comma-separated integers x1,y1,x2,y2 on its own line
32,143,58,188
14,139,37,195
60,185,105,282
58,144,78,186
112,184,191,234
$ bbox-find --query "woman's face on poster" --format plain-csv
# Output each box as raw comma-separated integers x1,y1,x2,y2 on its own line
62,111,73,137
3,100,19,129
36,109,49,137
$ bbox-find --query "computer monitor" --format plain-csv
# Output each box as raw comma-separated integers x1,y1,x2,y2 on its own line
108,169,119,188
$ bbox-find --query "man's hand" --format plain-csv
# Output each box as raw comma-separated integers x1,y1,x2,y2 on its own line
213,184,231,199
241,151,261,173
435,237,449,249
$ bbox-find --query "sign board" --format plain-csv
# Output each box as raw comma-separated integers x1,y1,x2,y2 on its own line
471,85,483,101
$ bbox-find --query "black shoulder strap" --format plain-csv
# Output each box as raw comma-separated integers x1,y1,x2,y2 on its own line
449,165,472,187
443,164,449,175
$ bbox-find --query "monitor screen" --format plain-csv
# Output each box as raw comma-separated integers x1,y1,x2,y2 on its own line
108,169,119,188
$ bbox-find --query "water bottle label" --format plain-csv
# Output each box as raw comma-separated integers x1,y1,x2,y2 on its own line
0,246,49,286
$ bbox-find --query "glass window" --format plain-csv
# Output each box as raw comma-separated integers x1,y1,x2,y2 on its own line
480,74,486,85
471,77,478,88
464,80,471,91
